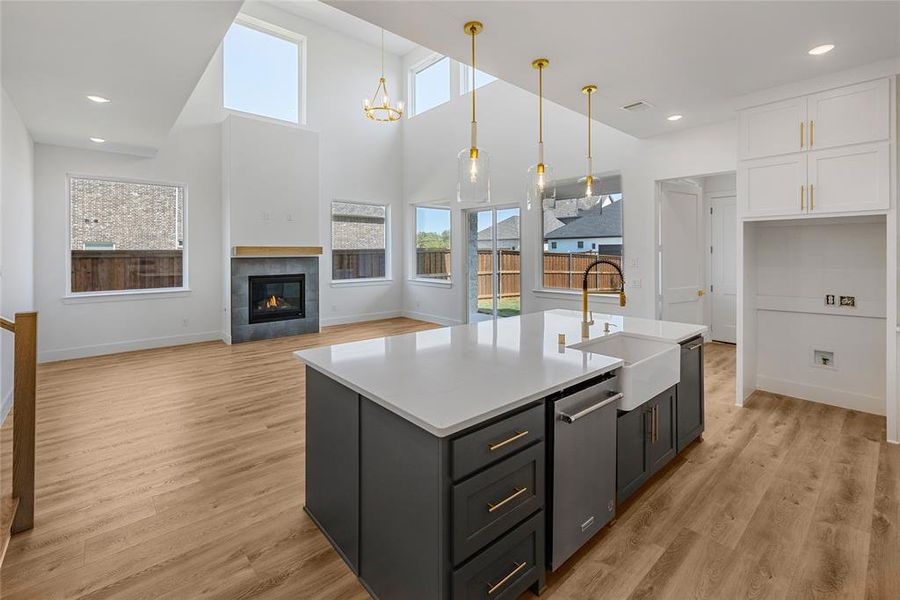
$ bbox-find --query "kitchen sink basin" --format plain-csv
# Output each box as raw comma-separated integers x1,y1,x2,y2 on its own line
572,334,680,411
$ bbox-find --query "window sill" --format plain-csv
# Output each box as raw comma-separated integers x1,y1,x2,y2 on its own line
331,278,393,288
532,288,620,303
63,288,192,304
408,278,452,288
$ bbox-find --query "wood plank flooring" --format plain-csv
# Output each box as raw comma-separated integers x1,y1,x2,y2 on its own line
1,318,898,599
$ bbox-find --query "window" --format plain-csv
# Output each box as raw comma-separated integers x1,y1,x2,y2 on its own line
223,19,302,124
459,65,497,94
331,201,388,281
69,176,185,294
412,56,450,115
414,207,451,281
542,182,624,292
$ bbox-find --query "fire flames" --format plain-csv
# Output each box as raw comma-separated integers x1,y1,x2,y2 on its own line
266,295,278,308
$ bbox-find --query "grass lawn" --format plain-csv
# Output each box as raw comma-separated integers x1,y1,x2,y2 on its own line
477,297,521,318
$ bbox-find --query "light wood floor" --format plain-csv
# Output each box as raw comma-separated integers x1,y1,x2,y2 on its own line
0,318,897,599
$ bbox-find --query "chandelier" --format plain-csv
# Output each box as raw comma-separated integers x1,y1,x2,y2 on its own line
363,29,403,122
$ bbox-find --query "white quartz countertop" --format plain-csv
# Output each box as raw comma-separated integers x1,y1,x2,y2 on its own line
294,309,706,437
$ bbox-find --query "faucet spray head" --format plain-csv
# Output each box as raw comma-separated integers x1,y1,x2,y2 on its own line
619,291,626,307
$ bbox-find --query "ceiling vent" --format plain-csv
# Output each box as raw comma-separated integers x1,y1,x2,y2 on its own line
621,100,654,112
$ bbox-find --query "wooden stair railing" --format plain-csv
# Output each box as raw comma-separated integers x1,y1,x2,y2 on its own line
1,311,37,556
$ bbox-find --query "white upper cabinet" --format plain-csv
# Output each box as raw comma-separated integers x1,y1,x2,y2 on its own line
807,79,890,151
738,77,893,219
739,97,806,160
807,142,890,214
738,153,807,218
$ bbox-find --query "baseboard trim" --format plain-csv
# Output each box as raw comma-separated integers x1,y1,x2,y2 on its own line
0,389,12,425
320,310,402,327
756,375,884,416
39,331,224,363
401,310,462,327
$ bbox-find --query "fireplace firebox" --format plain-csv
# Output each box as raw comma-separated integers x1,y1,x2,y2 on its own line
248,274,305,324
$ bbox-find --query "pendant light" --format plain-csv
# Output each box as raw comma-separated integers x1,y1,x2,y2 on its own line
457,21,490,203
363,29,403,122
525,58,555,211
579,84,601,211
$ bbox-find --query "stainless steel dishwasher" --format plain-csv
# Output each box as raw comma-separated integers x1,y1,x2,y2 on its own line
549,372,621,571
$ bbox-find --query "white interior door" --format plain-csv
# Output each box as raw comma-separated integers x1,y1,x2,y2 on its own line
659,181,704,325
708,196,737,343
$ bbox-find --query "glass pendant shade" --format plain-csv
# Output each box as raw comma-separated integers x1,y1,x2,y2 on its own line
526,161,555,212
457,146,491,203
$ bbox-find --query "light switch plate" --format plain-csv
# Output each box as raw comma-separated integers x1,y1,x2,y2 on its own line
825,294,835,305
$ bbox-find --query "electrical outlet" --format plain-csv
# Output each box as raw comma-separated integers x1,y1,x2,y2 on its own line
182,317,189,327
814,349,835,368
839,296,856,307
825,294,835,305
631,278,642,289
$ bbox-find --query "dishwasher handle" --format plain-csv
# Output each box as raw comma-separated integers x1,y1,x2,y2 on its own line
559,392,623,424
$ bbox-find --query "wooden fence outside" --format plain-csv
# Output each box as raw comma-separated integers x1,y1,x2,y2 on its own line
332,249,386,280
71,250,183,293
414,249,623,298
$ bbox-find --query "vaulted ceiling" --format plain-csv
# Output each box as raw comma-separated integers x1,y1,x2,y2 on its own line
1,0,243,156
327,0,900,137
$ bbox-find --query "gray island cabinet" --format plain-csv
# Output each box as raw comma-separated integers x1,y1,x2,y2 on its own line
296,309,708,600
305,367,547,600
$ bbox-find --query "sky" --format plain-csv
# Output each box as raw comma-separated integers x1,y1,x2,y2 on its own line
224,23,299,123
416,206,450,234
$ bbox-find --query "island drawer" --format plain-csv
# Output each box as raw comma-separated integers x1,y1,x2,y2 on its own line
452,442,545,565
452,511,543,600
451,404,544,481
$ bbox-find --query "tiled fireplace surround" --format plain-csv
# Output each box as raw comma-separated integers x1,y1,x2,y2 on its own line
230,256,320,343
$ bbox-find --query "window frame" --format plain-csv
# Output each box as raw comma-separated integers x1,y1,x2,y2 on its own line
536,186,625,301
408,53,451,117
458,63,497,96
329,199,392,286
64,173,190,300
222,14,308,126
410,204,452,286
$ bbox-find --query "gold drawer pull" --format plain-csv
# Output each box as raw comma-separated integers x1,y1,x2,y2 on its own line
488,430,528,451
487,561,527,595
809,120,814,146
800,121,804,148
487,486,528,513
809,184,814,210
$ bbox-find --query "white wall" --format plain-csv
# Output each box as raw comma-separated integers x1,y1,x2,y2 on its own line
0,88,35,419
753,218,887,414
30,1,405,360
401,49,737,324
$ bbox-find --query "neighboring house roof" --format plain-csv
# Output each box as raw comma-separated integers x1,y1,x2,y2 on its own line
478,215,520,241
545,200,622,240
332,201,385,220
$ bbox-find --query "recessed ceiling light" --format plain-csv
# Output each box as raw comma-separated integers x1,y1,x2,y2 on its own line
89,137,106,143
667,114,683,121
86,95,111,103
808,44,835,56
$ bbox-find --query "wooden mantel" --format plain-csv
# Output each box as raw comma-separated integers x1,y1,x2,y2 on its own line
232,246,323,257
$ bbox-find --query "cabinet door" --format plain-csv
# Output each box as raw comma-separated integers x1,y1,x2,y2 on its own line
676,338,704,453
616,407,649,504
808,79,890,151
739,97,806,160
808,142,890,215
738,153,807,218
647,389,677,476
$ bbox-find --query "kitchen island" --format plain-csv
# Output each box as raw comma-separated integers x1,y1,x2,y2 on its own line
295,309,706,600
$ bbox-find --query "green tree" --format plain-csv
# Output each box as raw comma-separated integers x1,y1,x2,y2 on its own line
416,230,450,249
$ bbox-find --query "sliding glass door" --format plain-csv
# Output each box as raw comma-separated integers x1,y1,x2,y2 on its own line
466,206,521,322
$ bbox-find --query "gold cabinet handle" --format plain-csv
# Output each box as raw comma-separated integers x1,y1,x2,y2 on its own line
654,406,659,443
801,184,805,210
809,120,814,146
487,486,527,513
800,122,804,148
487,561,527,595
810,184,814,210
487,430,528,452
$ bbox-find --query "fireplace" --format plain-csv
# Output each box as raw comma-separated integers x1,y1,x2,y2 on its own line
248,274,305,324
